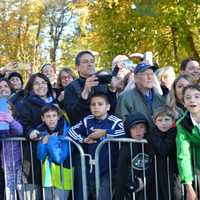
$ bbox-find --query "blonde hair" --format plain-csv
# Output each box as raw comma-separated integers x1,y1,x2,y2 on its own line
166,74,193,117
156,66,175,84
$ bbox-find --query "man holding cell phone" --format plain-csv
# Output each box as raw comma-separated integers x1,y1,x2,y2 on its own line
63,50,118,125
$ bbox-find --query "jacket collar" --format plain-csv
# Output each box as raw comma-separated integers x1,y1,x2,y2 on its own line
37,118,66,136
78,76,86,83
135,85,153,96
180,112,194,133
153,126,176,136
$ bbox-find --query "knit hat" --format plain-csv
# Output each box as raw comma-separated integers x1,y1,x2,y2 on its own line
7,72,23,85
124,112,148,134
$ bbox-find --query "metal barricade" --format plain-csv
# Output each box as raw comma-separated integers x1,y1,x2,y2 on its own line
0,136,88,200
1,136,200,200
95,138,187,200
64,136,88,200
95,138,149,200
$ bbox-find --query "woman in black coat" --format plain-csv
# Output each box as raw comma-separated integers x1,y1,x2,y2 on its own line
17,73,56,200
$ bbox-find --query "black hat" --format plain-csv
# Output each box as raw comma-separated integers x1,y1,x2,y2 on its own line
7,72,23,85
124,112,148,133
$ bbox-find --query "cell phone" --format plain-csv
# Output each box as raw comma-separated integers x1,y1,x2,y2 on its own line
143,51,153,66
122,60,135,70
96,74,112,84
0,97,9,131
0,97,8,112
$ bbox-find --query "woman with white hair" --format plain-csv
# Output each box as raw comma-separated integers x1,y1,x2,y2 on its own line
111,55,135,93
156,66,176,96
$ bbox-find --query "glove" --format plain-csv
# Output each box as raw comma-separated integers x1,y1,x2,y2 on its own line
127,177,144,193
29,129,40,140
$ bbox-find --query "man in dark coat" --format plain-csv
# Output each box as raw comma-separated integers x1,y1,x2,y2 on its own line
63,51,117,125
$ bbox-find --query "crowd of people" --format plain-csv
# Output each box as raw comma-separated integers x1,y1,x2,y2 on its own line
0,51,200,200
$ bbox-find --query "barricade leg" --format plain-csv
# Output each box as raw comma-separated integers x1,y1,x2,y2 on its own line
71,153,84,200
21,140,42,200
65,137,88,200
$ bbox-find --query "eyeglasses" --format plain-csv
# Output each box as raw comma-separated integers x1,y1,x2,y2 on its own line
10,77,21,82
80,59,95,64
61,75,72,80
33,81,47,86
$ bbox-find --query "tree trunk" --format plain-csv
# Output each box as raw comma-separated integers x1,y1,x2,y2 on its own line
170,25,178,62
186,31,200,60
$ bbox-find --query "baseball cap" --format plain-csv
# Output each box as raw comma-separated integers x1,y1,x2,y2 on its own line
134,62,155,75
7,72,23,85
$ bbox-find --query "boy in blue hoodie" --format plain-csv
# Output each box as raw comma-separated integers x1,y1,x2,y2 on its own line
36,104,72,200
69,92,125,200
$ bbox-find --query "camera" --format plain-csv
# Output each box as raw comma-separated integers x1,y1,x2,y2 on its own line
112,65,120,77
96,74,112,85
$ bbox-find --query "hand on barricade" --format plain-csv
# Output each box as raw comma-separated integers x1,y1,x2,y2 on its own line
0,112,14,123
88,129,106,140
29,129,40,140
84,129,107,144
127,177,144,194
84,137,97,144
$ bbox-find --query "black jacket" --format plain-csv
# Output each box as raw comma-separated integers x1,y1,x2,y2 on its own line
114,139,155,200
9,89,25,107
147,127,179,200
63,77,117,125
17,94,56,137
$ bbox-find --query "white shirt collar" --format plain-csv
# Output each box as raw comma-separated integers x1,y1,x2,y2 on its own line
190,113,200,131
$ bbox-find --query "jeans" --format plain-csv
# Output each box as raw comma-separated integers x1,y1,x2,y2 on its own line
87,173,112,200
20,184,41,200
4,167,22,200
98,174,112,200
43,187,69,200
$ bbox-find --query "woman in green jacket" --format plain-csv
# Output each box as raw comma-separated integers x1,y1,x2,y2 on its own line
176,84,200,200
